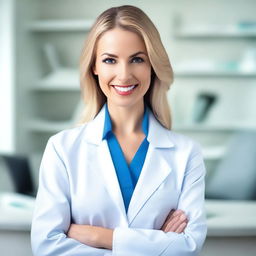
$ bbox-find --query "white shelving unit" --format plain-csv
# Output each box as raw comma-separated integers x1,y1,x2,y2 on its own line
171,18,256,168
174,24,256,38
27,19,94,32
15,3,93,154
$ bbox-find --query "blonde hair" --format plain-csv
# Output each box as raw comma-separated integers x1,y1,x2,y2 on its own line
80,5,173,129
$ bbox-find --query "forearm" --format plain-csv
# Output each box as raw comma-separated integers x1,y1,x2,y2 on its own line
67,224,113,250
98,227,113,250
67,209,187,250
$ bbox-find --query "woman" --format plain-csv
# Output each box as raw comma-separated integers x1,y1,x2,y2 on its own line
31,5,207,256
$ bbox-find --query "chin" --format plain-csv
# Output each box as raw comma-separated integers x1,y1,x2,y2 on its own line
109,98,144,110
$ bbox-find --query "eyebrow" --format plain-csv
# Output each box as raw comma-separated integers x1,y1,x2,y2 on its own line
101,51,147,58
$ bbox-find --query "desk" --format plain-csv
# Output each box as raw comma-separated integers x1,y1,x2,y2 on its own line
0,193,34,256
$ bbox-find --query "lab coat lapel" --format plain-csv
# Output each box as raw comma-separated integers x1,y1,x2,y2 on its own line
98,141,127,218
84,105,127,219
127,112,175,224
127,145,173,224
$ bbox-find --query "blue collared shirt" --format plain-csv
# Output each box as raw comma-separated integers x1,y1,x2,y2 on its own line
102,104,149,212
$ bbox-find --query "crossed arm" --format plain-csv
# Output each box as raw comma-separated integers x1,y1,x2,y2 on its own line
67,209,188,250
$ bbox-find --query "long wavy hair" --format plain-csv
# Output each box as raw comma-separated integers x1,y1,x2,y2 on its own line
79,5,173,129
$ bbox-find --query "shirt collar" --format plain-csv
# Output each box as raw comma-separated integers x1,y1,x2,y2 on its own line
102,104,149,140
84,104,174,148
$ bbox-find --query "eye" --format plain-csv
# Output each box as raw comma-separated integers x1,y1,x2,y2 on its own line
131,56,144,63
102,58,116,64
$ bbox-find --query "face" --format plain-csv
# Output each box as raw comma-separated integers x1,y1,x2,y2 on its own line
93,27,151,110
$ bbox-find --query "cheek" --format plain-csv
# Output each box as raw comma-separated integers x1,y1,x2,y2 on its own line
97,68,114,88
137,66,152,88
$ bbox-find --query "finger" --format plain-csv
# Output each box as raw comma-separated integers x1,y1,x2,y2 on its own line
161,221,167,231
172,209,184,217
161,210,177,230
164,210,175,222
174,222,187,233
161,210,186,231
166,214,188,232
168,209,184,219
162,216,179,232
165,210,184,224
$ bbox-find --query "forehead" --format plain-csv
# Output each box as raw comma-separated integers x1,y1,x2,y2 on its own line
96,27,147,56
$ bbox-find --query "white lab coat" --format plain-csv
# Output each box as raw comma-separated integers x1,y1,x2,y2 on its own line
31,105,207,256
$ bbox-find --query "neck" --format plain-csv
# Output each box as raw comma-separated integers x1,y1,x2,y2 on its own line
107,101,145,136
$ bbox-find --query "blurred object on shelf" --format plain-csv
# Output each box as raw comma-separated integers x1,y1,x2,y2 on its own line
43,43,60,72
237,21,256,30
192,92,218,123
239,48,256,73
206,131,256,200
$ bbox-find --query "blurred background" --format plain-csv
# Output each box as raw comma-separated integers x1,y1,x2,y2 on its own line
0,0,256,255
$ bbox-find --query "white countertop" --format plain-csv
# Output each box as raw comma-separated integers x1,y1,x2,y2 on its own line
0,193,256,236
206,199,256,236
0,192,35,231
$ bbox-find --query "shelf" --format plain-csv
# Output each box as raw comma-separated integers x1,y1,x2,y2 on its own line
27,120,75,133
175,24,256,38
175,70,256,77
173,123,256,132
202,145,226,160
33,68,80,90
28,19,94,32
174,60,256,77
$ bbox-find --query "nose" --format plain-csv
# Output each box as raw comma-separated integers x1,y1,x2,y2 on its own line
116,62,132,83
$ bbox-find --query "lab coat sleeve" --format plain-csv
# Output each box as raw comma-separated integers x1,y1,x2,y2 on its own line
31,137,112,256
112,143,207,256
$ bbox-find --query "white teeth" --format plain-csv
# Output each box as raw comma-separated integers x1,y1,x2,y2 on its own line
114,85,136,92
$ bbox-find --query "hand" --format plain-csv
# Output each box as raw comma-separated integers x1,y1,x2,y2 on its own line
67,224,113,250
161,209,188,233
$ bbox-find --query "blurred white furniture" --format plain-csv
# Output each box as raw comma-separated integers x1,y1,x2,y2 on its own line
200,200,256,256
0,192,35,256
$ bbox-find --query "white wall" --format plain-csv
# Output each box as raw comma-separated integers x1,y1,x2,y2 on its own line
0,0,15,153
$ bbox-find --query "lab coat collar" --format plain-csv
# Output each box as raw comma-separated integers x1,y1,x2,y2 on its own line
84,104,175,149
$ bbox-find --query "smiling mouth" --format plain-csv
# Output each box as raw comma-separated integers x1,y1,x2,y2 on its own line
112,84,138,93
